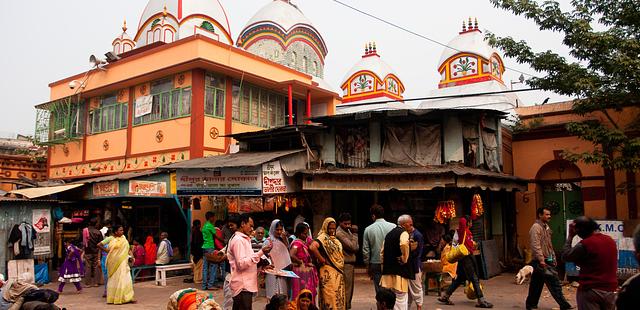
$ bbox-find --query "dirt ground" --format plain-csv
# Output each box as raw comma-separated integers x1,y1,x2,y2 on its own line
48,269,578,309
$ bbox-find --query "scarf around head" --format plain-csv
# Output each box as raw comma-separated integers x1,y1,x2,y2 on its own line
457,217,475,252
268,219,292,269
144,236,157,264
288,289,313,310
316,217,343,272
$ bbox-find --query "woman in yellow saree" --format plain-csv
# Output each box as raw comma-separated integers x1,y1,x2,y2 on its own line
310,218,345,310
98,225,135,305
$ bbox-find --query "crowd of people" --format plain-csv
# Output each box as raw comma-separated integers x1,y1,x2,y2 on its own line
37,203,640,310
182,205,426,310
53,217,181,306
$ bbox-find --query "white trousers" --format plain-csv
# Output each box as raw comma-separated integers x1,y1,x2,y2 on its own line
393,289,408,310
223,273,233,310
408,272,424,306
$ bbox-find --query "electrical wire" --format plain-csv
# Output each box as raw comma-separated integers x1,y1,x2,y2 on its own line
330,0,539,78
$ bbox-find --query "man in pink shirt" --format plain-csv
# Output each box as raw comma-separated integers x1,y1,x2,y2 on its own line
227,214,272,310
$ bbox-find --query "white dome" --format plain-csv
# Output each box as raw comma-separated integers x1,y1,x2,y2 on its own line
237,0,328,78
341,53,398,86
244,0,314,32
135,0,232,46
438,30,499,67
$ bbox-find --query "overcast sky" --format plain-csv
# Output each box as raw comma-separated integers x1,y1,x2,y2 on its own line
0,0,573,137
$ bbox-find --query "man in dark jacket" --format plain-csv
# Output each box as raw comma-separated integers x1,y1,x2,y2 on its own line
563,217,617,310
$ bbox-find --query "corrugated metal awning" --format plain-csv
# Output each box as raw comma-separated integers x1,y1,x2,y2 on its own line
9,183,84,199
158,150,306,169
302,165,527,192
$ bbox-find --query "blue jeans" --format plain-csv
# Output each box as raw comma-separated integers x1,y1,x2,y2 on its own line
202,248,218,289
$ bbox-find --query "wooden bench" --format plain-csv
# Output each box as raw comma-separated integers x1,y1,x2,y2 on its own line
155,262,193,286
130,265,156,283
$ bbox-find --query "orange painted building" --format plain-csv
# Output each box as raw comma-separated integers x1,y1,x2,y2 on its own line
35,0,340,181
512,102,640,250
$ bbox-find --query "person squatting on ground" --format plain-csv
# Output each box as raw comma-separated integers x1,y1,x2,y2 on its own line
264,219,292,299
616,224,640,309
335,212,359,310
227,214,273,310
309,218,345,310
288,289,319,310
524,207,573,310
265,294,288,310
58,240,84,293
81,218,103,288
376,287,397,310
363,204,396,294
563,216,617,310
202,212,221,290
380,214,413,310
438,216,493,308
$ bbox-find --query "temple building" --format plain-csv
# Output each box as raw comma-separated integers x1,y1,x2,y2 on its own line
336,42,405,114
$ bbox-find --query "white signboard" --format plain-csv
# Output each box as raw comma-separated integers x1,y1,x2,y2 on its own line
32,209,51,256
566,220,639,278
262,161,297,194
134,95,153,118
177,167,262,195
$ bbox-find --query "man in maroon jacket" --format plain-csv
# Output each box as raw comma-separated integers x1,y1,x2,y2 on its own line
562,216,617,310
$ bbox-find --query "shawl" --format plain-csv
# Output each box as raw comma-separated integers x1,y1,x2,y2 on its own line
144,236,157,265
267,220,292,269
315,218,343,272
106,236,130,278
2,280,36,303
457,217,475,252
288,289,314,310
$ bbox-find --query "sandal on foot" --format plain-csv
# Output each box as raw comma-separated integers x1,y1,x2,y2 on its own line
437,296,454,305
476,301,494,308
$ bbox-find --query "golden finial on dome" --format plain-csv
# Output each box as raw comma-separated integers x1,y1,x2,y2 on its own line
364,43,369,54
468,17,473,30
462,20,467,32
122,19,127,33
474,18,478,29
368,42,372,53
372,42,377,52
163,5,168,18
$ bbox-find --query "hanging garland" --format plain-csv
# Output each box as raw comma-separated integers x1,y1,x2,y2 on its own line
471,194,485,220
434,200,456,224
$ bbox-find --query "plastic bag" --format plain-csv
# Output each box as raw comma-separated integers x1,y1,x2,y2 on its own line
464,281,484,300
34,263,50,284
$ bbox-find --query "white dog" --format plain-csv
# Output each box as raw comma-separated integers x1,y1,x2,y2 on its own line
515,265,534,285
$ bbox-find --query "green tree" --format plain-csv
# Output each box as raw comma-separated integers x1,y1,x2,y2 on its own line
487,0,640,172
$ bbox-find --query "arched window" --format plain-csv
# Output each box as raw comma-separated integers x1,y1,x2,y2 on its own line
302,56,308,73
290,51,297,67
313,62,318,76
113,43,121,54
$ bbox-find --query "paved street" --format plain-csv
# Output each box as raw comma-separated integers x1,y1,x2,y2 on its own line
48,269,578,309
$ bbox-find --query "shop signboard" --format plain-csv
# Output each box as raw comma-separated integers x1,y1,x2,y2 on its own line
565,220,639,279
128,180,167,197
93,181,119,197
177,167,262,195
32,209,51,256
262,161,297,194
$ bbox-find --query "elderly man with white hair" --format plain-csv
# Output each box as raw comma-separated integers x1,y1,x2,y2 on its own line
379,215,414,310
